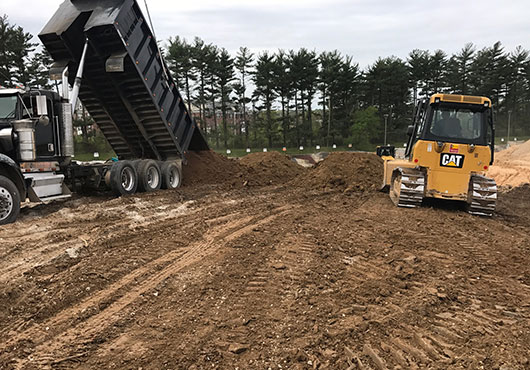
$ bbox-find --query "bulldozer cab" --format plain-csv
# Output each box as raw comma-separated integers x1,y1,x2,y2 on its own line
406,94,495,165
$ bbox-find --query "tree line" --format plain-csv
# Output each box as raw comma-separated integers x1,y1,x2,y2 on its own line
1,14,529,150
167,38,530,149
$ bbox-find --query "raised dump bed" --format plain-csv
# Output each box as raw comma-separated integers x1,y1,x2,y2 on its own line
39,0,208,160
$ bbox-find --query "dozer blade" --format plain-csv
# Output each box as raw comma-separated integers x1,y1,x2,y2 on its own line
468,175,497,217
389,168,425,208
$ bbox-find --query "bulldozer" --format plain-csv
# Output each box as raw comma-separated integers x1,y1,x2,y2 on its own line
381,93,497,216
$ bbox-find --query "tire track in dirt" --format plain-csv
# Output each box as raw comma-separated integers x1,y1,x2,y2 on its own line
0,201,198,285
350,244,530,369
0,197,249,339
185,224,319,365
3,206,292,369
357,302,529,370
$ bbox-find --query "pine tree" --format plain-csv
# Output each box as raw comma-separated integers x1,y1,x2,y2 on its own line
506,46,530,134
407,49,430,105
289,49,318,146
364,57,410,142
319,50,343,145
335,56,361,140
0,15,36,87
272,50,292,146
253,52,277,148
288,50,302,146
26,49,53,89
426,50,448,94
205,45,221,148
470,42,510,109
446,43,475,95
216,48,235,149
234,47,254,146
167,36,195,112
303,50,319,146
191,37,209,136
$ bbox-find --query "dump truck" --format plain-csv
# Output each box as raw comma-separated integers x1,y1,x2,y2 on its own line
0,0,208,225
381,93,497,216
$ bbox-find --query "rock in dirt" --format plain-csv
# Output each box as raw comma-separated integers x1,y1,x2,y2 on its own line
272,262,287,270
228,343,248,354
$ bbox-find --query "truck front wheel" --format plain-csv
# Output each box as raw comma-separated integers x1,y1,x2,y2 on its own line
0,175,21,225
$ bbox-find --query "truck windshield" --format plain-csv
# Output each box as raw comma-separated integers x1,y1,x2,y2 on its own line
426,104,487,144
0,96,18,119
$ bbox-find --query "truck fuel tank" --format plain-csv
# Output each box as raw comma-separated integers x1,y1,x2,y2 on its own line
0,128,14,153
12,119,36,162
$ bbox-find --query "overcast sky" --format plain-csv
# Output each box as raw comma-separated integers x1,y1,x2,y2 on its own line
2,0,529,68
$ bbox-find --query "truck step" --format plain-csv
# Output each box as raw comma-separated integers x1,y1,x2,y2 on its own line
24,173,72,202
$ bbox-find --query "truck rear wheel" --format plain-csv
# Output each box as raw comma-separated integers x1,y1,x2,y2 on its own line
0,175,21,225
137,160,162,192
161,162,182,189
109,161,138,196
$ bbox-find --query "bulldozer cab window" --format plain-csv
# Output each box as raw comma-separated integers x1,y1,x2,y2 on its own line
427,105,487,145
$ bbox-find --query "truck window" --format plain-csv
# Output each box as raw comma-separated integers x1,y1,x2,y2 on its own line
0,96,17,119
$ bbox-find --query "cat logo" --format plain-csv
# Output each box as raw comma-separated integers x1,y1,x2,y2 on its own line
440,153,465,168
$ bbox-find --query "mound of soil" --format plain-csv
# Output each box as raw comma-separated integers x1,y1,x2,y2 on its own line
497,184,530,223
496,139,530,163
489,140,530,187
182,151,247,187
239,152,306,186
182,151,306,188
293,152,383,192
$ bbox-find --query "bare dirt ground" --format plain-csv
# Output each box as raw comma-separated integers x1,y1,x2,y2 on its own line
1,152,529,370
490,140,530,188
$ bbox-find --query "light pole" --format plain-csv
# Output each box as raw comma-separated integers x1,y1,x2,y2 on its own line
507,110,512,148
384,114,389,146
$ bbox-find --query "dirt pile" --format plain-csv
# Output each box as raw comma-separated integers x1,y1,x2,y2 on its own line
239,152,306,186
182,150,246,187
496,139,530,162
182,150,305,187
293,152,383,192
489,140,530,187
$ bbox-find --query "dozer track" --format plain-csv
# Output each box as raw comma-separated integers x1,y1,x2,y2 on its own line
389,168,425,208
468,175,497,217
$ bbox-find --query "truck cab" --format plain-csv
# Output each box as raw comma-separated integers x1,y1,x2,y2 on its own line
0,87,74,225
0,88,71,163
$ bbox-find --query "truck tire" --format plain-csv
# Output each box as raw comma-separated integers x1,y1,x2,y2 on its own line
0,175,21,225
161,161,182,189
109,161,138,196
137,160,162,192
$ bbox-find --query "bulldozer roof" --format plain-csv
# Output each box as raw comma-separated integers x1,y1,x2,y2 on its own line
430,93,492,106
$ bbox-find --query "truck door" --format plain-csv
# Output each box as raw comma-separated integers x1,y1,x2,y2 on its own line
23,96,59,160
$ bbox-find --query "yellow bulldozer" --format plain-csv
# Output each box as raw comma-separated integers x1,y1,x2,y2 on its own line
381,93,497,216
